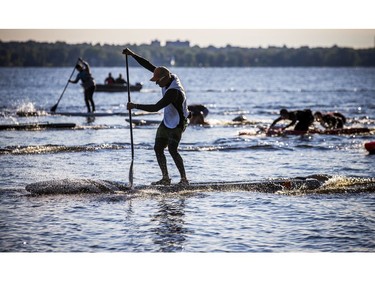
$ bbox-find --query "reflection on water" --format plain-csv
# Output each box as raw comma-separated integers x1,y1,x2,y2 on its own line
151,198,188,252
85,116,96,124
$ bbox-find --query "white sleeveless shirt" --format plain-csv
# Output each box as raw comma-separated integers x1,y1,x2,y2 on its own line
162,74,189,129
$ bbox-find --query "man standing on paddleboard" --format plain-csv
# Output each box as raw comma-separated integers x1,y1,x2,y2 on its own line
122,48,189,186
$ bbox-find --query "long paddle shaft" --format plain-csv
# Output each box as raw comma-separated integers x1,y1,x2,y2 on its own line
50,61,77,112
126,55,134,188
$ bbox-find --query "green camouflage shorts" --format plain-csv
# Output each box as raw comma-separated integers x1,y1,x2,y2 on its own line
155,122,184,145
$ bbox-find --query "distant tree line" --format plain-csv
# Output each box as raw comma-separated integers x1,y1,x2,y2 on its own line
0,40,374,67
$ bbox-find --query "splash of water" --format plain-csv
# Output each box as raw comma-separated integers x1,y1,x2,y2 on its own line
323,175,375,187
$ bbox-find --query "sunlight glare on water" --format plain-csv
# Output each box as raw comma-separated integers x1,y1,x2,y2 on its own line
0,67,374,256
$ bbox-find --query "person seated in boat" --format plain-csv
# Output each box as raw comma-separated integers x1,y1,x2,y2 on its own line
314,111,346,129
104,73,115,84
115,74,127,85
269,108,314,132
188,104,209,125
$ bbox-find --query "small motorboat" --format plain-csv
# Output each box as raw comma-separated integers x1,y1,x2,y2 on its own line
95,82,143,93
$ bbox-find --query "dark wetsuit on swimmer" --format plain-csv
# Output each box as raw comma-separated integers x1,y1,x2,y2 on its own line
314,111,346,129
188,104,209,125
188,104,209,117
125,49,189,185
270,109,314,131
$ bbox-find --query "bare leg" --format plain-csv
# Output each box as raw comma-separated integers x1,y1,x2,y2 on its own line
168,141,186,180
86,86,95,112
154,138,169,179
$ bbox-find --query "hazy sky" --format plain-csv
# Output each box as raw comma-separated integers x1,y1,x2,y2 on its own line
1,1,374,49
0,29,374,49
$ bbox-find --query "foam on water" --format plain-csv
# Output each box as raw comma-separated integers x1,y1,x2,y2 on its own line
324,175,375,187
280,175,375,195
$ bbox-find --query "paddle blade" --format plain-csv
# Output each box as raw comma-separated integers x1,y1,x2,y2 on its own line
50,104,58,112
128,160,134,188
